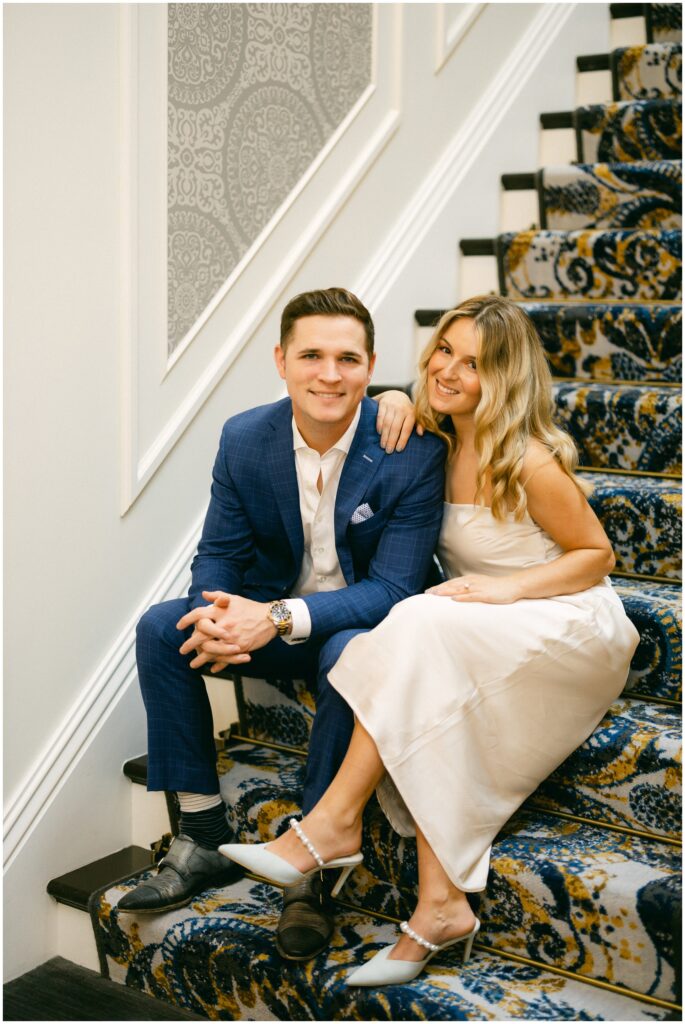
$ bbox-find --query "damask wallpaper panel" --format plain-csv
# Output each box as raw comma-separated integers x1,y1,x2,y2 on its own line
167,3,373,354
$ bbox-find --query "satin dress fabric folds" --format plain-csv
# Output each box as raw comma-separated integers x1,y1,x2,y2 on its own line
328,503,640,892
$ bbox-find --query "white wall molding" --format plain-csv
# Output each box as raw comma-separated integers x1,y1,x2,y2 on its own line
134,108,400,489
357,3,575,311
121,4,402,515
435,3,485,73
3,514,202,871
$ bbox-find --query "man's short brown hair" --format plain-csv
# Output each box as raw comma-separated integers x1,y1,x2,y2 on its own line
280,287,374,357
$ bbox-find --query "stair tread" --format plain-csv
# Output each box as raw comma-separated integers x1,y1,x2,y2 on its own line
212,743,681,998
497,229,682,304
47,846,151,910
91,873,676,1019
518,302,682,383
538,160,682,231
574,98,682,163
532,694,682,836
611,42,682,101
2,956,203,1021
551,379,681,474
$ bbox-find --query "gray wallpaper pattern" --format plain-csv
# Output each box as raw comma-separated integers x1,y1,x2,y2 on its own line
167,3,373,353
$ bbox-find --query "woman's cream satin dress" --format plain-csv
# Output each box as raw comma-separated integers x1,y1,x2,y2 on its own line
328,503,640,892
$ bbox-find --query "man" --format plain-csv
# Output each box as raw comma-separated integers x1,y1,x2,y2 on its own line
120,287,445,960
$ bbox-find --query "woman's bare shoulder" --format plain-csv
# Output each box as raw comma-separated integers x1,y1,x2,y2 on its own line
521,439,557,479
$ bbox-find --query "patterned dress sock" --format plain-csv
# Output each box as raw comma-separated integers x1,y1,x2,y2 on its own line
179,802,233,850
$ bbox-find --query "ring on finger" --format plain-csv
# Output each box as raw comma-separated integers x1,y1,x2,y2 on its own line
463,582,470,591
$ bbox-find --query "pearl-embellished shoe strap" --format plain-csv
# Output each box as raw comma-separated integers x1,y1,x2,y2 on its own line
400,920,440,952
289,818,324,868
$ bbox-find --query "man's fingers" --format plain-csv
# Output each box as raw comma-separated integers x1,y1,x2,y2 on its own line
198,639,243,656
202,590,231,608
189,650,214,669
209,653,251,672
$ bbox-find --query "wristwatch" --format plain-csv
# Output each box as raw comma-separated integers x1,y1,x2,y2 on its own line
267,600,293,637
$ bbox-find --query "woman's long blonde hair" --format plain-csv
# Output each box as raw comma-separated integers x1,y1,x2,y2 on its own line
414,295,588,521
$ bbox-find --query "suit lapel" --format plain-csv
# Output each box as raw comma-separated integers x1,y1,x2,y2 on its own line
335,398,384,581
265,400,304,566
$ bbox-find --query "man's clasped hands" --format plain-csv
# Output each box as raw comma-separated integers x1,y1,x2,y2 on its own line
177,592,277,674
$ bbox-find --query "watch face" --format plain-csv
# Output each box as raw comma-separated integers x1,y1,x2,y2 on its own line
270,602,291,626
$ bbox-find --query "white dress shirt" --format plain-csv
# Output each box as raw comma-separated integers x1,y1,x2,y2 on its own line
283,405,361,642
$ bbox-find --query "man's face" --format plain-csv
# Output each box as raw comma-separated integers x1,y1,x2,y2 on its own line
274,315,375,442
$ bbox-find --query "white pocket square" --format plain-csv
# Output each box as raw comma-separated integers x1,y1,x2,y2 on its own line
351,503,374,525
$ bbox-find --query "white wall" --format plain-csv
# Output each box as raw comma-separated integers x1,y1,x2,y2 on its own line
4,2,608,980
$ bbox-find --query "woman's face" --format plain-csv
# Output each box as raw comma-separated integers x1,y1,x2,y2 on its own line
427,317,481,417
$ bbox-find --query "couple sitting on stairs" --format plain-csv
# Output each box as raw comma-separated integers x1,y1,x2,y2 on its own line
120,286,639,987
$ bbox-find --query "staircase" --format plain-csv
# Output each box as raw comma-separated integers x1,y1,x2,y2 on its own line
44,4,681,1020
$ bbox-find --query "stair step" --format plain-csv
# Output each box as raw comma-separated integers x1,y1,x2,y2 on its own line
552,380,681,473
532,695,681,838
579,470,681,580
47,846,152,911
459,237,496,256
610,3,645,19
645,3,683,45
539,161,682,231
89,873,674,1020
519,301,682,383
540,111,574,130
577,53,612,73
612,43,682,101
496,229,681,303
211,744,681,1001
575,98,682,162
2,956,204,1021
614,577,681,702
414,303,683,385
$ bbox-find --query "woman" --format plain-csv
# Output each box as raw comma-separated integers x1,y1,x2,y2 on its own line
220,295,639,986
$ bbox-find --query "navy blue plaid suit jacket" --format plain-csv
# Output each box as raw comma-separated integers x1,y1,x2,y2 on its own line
188,396,446,638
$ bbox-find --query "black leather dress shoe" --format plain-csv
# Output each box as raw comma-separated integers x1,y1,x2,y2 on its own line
117,833,242,914
276,875,334,961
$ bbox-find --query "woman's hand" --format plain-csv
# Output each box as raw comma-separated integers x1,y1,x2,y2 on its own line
426,574,523,604
374,390,422,453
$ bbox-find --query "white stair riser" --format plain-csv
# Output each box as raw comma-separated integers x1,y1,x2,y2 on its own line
610,15,647,49
131,786,170,849
459,254,499,303
539,127,576,165
56,904,100,973
500,189,538,233
576,68,613,106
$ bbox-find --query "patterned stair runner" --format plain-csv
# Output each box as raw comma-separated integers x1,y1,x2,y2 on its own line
575,99,682,163
90,873,673,1021
520,302,681,381
646,3,683,46
611,43,682,100
496,228,681,302
538,161,682,230
551,381,681,472
88,4,682,1019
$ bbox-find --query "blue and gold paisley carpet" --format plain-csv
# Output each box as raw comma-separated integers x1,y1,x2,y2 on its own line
90,3,682,1019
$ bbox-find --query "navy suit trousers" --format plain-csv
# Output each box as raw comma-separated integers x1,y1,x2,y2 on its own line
136,598,368,814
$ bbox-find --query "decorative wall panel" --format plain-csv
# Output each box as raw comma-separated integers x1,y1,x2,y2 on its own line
167,3,373,353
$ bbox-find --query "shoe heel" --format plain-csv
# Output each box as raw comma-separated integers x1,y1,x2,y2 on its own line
331,863,357,898
462,928,478,963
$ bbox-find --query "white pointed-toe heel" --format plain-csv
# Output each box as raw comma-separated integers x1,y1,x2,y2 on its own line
346,916,480,987
219,817,363,897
